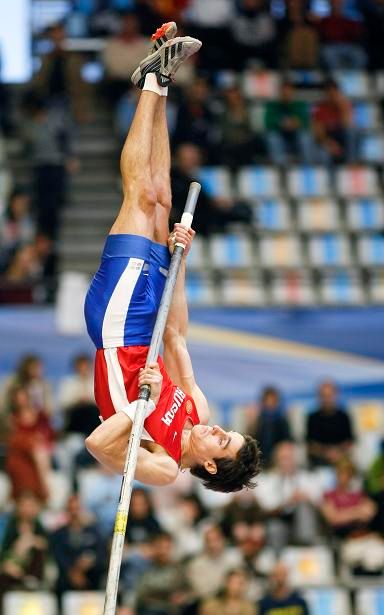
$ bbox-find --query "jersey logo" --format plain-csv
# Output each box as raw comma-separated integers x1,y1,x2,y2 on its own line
161,388,186,427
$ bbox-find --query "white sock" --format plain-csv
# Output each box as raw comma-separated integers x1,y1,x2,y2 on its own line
143,73,168,97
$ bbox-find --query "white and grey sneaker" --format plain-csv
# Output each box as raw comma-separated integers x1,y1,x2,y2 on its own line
150,21,177,54
131,36,202,89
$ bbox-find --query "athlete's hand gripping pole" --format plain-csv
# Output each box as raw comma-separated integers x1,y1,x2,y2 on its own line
103,182,201,615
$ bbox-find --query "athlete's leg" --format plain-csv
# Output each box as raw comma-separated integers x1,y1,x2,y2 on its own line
109,90,160,238
151,96,172,246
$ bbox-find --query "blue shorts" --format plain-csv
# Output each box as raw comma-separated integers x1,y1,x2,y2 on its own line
84,234,170,349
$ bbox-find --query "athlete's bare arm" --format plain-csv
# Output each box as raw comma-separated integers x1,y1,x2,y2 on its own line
85,364,178,484
163,227,210,424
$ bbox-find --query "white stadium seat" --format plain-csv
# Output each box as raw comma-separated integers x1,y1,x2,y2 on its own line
369,271,384,303
242,69,280,99
297,198,340,232
336,166,379,197
304,588,351,615
270,270,316,305
281,546,335,586
220,272,265,305
3,592,57,615
350,400,384,470
356,588,384,615
319,270,364,305
62,591,104,615
184,235,206,270
259,235,302,268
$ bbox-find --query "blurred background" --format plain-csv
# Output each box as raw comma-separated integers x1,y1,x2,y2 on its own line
0,0,384,614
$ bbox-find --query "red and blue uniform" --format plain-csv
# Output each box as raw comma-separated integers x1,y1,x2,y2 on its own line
84,234,200,464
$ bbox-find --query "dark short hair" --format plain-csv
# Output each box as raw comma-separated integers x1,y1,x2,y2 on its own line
190,435,261,493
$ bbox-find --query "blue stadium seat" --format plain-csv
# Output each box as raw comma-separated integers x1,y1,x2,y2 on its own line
308,234,351,267
270,270,315,304
369,271,384,302
346,198,384,231
259,234,302,268
242,69,280,99
287,167,331,198
255,199,291,231
186,272,216,305
237,166,281,199
209,234,254,269
287,70,323,88
353,103,380,130
320,270,364,304
304,588,351,615
333,70,371,98
197,167,232,199
297,198,340,232
358,235,384,266
356,588,384,615
360,134,384,163
184,235,206,270
336,166,379,197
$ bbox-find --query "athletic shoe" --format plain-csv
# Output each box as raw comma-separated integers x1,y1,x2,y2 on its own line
150,21,177,54
131,36,202,89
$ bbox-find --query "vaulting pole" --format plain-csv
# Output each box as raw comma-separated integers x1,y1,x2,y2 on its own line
103,181,201,614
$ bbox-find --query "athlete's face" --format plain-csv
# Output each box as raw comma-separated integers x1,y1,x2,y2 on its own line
189,424,245,474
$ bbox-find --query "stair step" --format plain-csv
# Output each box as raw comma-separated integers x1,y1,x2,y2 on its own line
62,208,114,222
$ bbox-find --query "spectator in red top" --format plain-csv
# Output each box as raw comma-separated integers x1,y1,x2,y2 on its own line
312,79,358,164
315,0,367,69
5,386,54,502
321,458,376,540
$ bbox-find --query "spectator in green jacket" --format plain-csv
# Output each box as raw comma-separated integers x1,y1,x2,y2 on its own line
264,80,313,165
365,440,384,533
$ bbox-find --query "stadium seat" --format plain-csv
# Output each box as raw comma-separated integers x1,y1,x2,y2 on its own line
353,102,380,130
308,234,351,267
333,70,371,98
336,166,379,197
259,235,302,268
254,199,291,231
281,546,335,586
319,270,364,304
184,235,206,270
0,471,11,509
3,592,57,615
220,272,265,305
47,471,72,512
287,70,323,88
237,166,281,200
346,198,384,231
197,166,232,199
209,234,254,269
296,198,340,232
287,167,331,198
369,271,384,302
249,102,265,132
186,272,216,305
62,591,104,615
358,235,384,266
350,400,384,470
242,69,280,99
360,134,384,163
303,588,352,615
356,588,384,615
270,270,316,304
375,72,384,96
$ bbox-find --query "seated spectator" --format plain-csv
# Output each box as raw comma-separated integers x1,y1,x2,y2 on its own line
160,493,207,559
306,380,354,467
58,353,99,436
1,353,53,416
173,77,216,159
246,386,291,466
257,442,323,550
264,80,313,165
186,524,242,600
341,532,384,577
6,386,54,502
102,12,149,102
0,244,40,303
365,440,384,534
31,22,91,122
216,85,259,168
312,79,358,165
230,0,278,69
185,0,234,70
258,561,309,615
234,522,275,599
80,466,122,540
50,494,105,598
171,143,251,236
280,4,319,69
321,457,376,540
126,488,162,545
221,489,265,543
200,568,256,615
314,0,367,69
0,189,35,271
134,531,193,615
0,492,48,604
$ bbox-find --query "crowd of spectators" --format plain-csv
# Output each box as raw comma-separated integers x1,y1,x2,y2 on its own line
0,355,383,613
